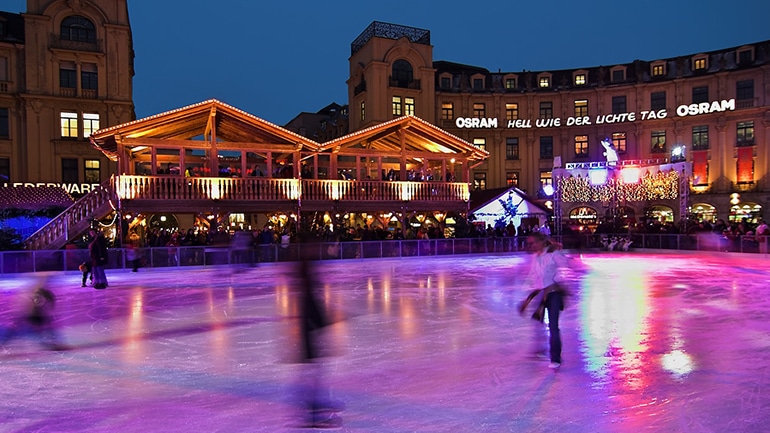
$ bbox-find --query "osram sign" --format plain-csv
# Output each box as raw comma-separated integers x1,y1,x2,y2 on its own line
455,98,735,129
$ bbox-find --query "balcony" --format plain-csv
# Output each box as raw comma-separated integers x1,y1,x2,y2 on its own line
115,176,470,213
49,34,103,53
389,78,421,90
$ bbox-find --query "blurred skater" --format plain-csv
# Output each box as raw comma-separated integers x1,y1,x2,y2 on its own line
126,242,141,272
519,232,569,369
89,228,109,289
1,279,68,351
291,255,344,429
79,261,93,287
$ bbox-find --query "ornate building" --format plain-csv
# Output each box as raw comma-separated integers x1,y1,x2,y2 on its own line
0,0,134,193
347,21,770,224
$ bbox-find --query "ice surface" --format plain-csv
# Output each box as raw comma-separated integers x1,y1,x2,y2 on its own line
1,252,769,432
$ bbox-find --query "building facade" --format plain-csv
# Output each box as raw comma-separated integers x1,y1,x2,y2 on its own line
347,21,770,224
0,0,134,193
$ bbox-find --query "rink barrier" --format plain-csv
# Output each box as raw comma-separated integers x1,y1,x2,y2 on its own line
1,233,767,274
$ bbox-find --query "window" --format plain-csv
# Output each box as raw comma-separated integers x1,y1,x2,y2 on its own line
692,125,709,150
651,130,666,153
83,113,100,137
391,59,413,88
81,63,98,91
473,138,486,151
692,86,709,104
693,58,706,70
505,78,516,89
473,103,485,117
505,103,518,121
506,137,519,160
539,101,553,119
60,61,77,89
612,132,627,153
440,76,451,89
0,157,9,183
737,80,754,105
539,77,550,88
651,91,666,111
652,64,665,76
360,101,365,122
737,121,754,147
0,107,8,139
611,96,626,114
539,136,553,159
404,97,415,116
0,56,7,81
392,96,402,116
473,172,486,191
574,100,588,117
61,16,96,43
441,102,454,120
540,171,553,188
574,135,589,157
506,172,519,187
60,112,78,138
62,158,79,183
611,69,625,82
574,74,586,85
84,159,100,183
738,49,753,65
473,78,484,90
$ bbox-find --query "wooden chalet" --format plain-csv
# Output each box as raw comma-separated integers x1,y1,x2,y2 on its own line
25,99,488,249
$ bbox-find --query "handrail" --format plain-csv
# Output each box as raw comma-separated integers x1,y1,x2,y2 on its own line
24,177,116,250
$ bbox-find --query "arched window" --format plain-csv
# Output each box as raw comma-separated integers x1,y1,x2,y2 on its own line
61,16,96,43
392,60,413,88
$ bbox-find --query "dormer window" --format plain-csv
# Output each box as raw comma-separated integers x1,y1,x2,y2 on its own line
505,77,516,89
651,62,666,77
473,78,484,90
574,73,586,86
737,48,754,65
693,57,707,71
611,67,626,83
440,74,451,89
539,75,551,88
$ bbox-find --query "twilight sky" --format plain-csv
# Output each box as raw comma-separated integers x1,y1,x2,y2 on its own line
7,0,770,126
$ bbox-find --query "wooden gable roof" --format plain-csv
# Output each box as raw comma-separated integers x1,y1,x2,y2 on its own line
90,99,322,161
318,115,489,162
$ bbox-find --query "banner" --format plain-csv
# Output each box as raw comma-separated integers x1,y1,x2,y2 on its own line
737,147,754,184
692,150,708,186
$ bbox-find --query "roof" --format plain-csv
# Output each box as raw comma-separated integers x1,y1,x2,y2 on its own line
90,99,322,161
469,186,550,215
0,187,74,211
319,115,488,162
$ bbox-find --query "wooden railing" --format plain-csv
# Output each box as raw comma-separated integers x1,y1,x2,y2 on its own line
115,176,470,203
24,178,116,250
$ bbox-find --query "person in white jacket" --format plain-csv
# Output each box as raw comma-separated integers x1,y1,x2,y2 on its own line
519,232,569,369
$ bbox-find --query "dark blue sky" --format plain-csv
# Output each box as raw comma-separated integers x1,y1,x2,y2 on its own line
7,0,770,125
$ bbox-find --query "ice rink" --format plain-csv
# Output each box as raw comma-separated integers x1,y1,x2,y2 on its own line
1,251,769,432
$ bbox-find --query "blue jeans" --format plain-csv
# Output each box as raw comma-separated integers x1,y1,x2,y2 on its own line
545,291,563,363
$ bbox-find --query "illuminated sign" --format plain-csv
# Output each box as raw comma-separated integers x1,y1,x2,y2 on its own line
2,183,101,194
454,98,735,129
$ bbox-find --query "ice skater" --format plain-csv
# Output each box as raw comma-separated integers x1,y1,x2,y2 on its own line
291,254,344,429
1,279,68,351
88,227,109,289
79,261,93,287
518,232,570,369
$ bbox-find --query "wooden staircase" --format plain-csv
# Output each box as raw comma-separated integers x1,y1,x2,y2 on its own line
24,178,117,250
